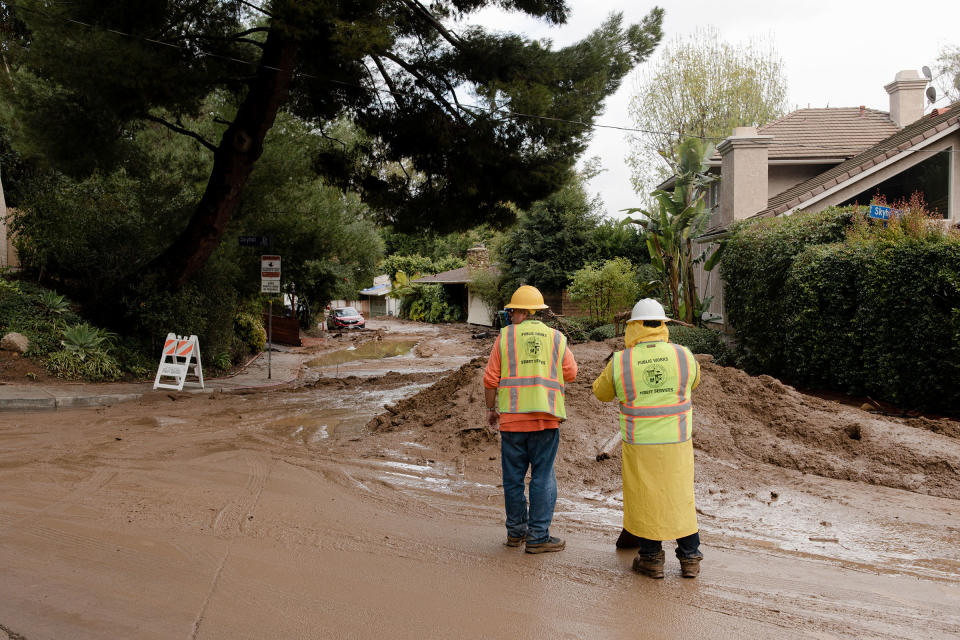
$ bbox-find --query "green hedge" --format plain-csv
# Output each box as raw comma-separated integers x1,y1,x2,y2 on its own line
668,325,735,366
721,206,960,411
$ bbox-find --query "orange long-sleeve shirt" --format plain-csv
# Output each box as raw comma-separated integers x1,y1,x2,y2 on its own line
483,329,578,432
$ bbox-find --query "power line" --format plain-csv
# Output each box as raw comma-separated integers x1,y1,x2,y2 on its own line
6,1,960,149
6,0,730,140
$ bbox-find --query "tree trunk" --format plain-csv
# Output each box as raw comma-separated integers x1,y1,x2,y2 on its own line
682,237,697,324
147,26,299,289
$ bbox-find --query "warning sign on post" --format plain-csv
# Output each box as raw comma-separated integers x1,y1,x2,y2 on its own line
261,254,281,293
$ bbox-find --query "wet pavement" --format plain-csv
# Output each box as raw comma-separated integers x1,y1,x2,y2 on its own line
0,317,465,411
0,344,306,411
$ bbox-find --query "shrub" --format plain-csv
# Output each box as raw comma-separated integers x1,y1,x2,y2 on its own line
119,257,240,367
721,203,960,411
721,206,856,373
588,324,616,341
46,348,122,381
668,325,735,366
0,278,82,357
234,312,267,353
568,258,638,324
547,315,589,343
38,290,70,315
406,284,463,323
61,323,117,357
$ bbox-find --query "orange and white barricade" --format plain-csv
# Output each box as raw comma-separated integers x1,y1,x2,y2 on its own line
153,333,204,391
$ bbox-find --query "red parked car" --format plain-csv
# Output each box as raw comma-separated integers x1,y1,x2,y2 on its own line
326,306,365,330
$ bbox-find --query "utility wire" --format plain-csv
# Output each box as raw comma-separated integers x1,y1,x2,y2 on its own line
5,1,731,140
6,1,960,149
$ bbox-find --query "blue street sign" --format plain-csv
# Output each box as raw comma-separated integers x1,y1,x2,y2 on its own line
239,235,271,247
868,205,892,220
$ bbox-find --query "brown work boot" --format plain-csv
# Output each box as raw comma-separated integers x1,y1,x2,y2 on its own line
679,556,701,578
525,536,565,554
632,550,665,579
504,534,526,547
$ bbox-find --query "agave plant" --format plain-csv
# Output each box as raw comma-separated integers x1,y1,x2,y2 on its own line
39,290,71,315
60,323,116,360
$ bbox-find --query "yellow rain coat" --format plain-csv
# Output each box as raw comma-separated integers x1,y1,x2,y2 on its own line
592,322,701,541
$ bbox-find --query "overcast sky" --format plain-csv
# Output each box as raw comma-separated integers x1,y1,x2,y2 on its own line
467,0,960,218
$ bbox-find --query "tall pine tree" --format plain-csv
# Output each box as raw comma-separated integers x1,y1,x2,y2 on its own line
2,0,663,287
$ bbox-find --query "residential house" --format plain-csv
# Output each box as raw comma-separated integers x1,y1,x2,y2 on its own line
0,174,20,270
411,245,499,326
359,274,400,317
695,69,959,326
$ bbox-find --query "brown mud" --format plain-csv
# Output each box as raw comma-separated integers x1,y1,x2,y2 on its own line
1,319,958,639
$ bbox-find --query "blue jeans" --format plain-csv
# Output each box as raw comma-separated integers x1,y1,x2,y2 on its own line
500,429,560,544
637,532,702,560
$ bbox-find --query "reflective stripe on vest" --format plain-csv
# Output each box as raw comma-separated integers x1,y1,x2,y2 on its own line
612,341,696,444
498,320,566,419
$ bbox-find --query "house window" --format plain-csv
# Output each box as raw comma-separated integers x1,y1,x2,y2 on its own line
707,180,720,210
838,147,951,217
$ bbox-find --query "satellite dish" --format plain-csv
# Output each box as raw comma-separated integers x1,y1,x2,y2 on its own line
926,86,937,103
922,65,932,80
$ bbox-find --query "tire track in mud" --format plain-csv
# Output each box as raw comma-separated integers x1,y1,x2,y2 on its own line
191,453,275,640
210,452,271,536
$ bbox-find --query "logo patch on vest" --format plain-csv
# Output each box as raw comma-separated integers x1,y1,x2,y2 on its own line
642,364,666,388
525,337,542,357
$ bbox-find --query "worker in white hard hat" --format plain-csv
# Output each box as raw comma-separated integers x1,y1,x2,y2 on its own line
483,285,578,554
591,298,703,579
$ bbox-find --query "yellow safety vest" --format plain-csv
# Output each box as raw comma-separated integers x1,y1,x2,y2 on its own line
612,341,698,444
497,320,567,419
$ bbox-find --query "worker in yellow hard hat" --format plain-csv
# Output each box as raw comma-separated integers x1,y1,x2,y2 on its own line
483,285,578,554
591,298,703,579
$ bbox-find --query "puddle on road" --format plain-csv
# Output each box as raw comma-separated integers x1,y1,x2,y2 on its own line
262,408,368,442
251,381,434,444
306,340,418,367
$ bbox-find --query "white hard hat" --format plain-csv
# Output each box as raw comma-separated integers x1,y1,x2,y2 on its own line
628,298,668,323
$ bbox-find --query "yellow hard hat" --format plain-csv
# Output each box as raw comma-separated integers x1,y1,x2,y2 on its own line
505,285,548,310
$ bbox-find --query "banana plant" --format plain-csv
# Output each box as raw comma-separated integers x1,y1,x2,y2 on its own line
623,137,716,324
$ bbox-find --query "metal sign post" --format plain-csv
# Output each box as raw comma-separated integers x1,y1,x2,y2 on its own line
261,255,281,380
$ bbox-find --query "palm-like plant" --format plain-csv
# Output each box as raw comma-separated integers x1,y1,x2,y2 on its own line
39,290,71,315
624,137,716,324
61,323,117,361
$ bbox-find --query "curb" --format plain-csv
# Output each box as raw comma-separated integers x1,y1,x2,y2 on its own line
0,397,57,411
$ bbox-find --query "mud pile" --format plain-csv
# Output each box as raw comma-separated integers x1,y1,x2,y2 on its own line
364,338,960,499
693,362,960,498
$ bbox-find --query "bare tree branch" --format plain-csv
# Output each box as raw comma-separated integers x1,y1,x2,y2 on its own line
371,54,404,109
145,114,218,152
237,0,275,19
399,0,463,50
361,62,388,111
415,32,466,116
378,50,463,122
318,125,347,150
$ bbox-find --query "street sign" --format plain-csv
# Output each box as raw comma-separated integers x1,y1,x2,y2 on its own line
261,255,281,277
239,235,270,247
261,254,280,294
869,204,893,220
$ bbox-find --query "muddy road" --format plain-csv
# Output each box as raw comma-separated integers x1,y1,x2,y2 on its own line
1,318,958,639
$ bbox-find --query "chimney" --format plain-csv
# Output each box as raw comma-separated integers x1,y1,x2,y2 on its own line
466,244,489,269
717,127,773,225
884,70,927,128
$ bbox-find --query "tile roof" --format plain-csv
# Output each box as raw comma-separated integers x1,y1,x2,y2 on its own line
757,107,899,159
753,105,960,219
